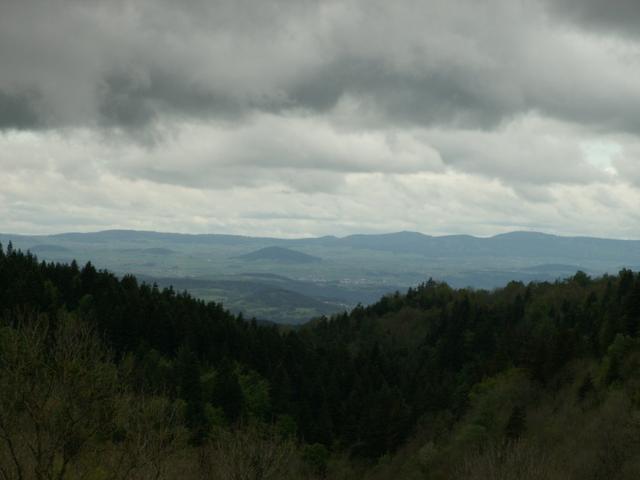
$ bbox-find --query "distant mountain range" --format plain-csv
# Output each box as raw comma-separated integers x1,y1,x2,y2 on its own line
1,229,639,323
3,228,637,261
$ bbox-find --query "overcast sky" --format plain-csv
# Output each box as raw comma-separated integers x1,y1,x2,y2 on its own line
1,0,640,238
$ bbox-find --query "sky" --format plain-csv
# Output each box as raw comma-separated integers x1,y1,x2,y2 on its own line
1,0,640,239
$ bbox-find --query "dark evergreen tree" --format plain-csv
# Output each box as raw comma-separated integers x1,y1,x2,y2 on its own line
212,358,243,424
176,346,208,443
2,246,640,459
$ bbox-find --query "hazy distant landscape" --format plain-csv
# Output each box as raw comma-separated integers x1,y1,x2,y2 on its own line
3,229,639,323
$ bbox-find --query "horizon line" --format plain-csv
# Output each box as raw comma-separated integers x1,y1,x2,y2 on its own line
1,228,639,242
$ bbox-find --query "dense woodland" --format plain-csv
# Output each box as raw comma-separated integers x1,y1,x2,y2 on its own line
2,241,640,479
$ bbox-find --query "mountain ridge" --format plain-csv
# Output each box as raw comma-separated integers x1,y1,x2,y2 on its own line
4,228,640,242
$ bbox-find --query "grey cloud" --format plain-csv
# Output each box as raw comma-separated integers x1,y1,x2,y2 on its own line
121,163,349,194
288,57,521,128
98,74,158,128
423,118,605,187
97,55,517,132
613,145,640,187
2,130,640,238
544,0,640,37
0,89,43,130
97,114,444,194
2,0,640,138
97,70,244,129
366,68,522,129
1,0,640,241
97,56,521,132
241,211,340,222
1,0,631,211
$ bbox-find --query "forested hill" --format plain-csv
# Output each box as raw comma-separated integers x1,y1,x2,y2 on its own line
2,241,640,478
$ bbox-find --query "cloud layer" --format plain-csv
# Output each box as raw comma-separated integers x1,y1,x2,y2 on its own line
1,0,639,237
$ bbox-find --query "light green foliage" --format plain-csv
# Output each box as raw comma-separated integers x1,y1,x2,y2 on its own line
238,369,271,421
454,369,534,450
600,334,640,385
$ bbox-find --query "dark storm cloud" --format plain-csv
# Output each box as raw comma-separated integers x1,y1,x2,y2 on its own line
288,57,521,128
94,51,521,132
545,0,640,37
97,71,242,128
96,56,520,131
1,0,639,135
0,89,43,130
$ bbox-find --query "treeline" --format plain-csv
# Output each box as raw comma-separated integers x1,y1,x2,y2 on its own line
2,242,640,478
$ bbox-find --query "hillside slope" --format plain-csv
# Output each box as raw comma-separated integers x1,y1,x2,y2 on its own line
2,243,640,478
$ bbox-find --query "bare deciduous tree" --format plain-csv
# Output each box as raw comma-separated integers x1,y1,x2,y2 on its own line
0,312,119,479
454,440,555,480
0,312,184,480
107,395,187,480
198,426,297,480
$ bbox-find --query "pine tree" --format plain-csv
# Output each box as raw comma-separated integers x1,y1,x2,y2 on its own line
176,346,208,443
212,359,243,424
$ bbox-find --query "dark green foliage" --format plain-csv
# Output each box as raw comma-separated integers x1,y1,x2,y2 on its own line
577,373,595,401
504,405,526,440
211,359,243,424
301,443,330,477
176,346,208,443
2,245,640,461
